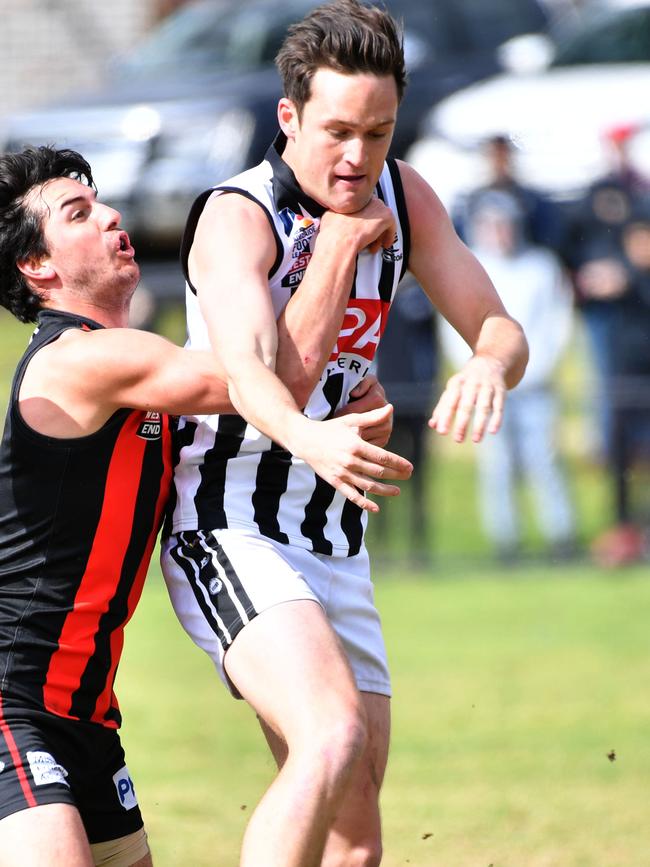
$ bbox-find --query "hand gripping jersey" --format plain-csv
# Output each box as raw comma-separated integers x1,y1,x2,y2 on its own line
0,310,173,727
170,133,410,557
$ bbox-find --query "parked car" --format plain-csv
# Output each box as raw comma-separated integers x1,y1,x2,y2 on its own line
406,0,650,210
0,0,551,256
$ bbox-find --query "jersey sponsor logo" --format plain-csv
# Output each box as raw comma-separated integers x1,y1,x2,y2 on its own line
330,299,390,362
281,251,312,289
278,207,314,237
113,765,139,810
382,235,403,263
137,410,162,440
26,751,69,787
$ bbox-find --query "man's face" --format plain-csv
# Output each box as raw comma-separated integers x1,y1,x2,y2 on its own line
26,177,138,303
281,68,398,214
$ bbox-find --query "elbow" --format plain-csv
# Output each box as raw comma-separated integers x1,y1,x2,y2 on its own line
276,350,322,409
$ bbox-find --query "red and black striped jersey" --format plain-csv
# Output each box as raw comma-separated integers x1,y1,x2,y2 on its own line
0,309,172,728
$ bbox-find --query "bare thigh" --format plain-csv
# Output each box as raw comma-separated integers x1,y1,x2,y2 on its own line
225,599,363,741
0,803,93,867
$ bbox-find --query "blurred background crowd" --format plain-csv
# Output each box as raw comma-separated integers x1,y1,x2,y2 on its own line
1,0,649,568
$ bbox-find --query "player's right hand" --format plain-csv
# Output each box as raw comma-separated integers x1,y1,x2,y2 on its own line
290,405,412,512
320,198,396,257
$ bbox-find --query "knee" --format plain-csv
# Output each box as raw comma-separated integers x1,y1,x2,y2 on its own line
318,710,368,773
298,705,368,781
325,840,382,867
352,841,383,867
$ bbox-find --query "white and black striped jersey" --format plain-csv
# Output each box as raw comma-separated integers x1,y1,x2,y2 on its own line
169,133,410,557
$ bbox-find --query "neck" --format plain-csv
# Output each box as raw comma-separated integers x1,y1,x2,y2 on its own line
41,298,130,329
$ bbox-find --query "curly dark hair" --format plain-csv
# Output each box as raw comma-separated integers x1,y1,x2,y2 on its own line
0,146,95,323
275,0,406,118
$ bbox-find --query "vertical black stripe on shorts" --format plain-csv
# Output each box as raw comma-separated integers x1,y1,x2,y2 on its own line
251,444,291,545
203,531,257,619
195,415,248,529
340,499,363,557
170,533,232,650
387,158,411,280
190,531,256,642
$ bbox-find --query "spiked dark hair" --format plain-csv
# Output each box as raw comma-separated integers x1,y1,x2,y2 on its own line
276,0,406,118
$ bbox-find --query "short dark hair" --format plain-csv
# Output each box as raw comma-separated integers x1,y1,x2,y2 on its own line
276,0,406,117
0,146,95,323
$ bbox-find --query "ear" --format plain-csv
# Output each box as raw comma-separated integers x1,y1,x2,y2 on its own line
17,257,56,283
278,97,299,140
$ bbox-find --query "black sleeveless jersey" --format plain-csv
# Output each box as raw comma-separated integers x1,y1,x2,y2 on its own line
0,310,173,728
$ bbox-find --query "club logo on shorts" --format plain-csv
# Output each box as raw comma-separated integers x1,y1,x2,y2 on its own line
137,411,162,440
26,751,69,787
113,765,139,810
209,575,223,595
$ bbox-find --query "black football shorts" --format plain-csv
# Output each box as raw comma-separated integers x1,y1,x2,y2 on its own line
0,696,144,844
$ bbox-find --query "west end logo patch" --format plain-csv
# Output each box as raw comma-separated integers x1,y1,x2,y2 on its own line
27,751,69,787
281,252,312,290
137,411,162,440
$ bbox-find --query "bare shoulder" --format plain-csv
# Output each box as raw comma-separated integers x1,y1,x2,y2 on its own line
395,159,448,219
23,327,172,400
395,159,458,262
191,188,278,279
196,189,274,240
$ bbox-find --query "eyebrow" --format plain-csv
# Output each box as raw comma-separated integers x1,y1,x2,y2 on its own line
328,117,395,126
55,191,96,212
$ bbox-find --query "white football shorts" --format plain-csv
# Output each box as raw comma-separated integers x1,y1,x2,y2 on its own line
160,528,391,697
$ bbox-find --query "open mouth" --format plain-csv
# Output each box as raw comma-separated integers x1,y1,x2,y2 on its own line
337,175,364,182
117,231,132,253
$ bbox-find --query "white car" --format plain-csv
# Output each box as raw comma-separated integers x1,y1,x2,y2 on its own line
406,0,650,208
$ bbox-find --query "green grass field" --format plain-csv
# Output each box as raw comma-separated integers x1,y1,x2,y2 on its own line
1,310,648,865
119,563,650,866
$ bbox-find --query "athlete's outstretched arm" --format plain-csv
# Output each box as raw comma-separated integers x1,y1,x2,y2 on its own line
189,191,411,511
398,159,529,444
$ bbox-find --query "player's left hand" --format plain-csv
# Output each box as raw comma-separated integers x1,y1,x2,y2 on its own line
334,374,393,447
429,354,506,443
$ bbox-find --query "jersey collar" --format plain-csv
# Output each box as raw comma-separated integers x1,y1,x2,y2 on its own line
266,132,326,219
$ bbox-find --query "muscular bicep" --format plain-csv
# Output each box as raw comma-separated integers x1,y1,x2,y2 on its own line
190,192,280,373
399,160,509,350
20,328,232,437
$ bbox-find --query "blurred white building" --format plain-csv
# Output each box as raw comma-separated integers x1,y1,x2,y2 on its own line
0,0,160,117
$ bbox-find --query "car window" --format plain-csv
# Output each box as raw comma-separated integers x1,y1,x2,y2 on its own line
116,1,286,79
452,0,548,51
117,3,237,78
552,8,650,65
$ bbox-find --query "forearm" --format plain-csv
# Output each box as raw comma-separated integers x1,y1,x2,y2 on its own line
275,230,359,406
473,314,529,389
224,353,312,451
